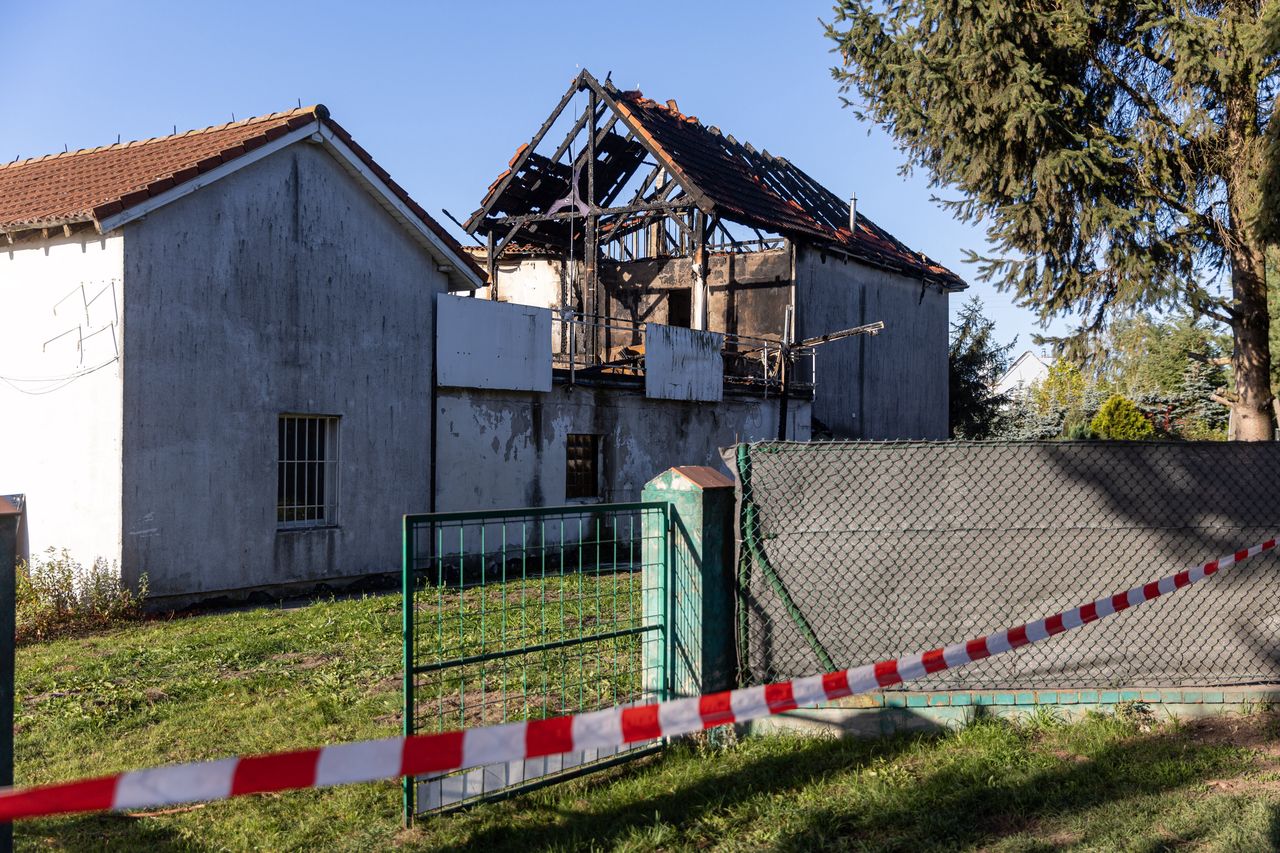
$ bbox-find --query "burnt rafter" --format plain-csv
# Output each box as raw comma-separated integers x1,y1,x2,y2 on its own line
465,70,965,289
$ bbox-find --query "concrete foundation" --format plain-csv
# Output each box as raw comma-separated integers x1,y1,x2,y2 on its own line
748,687,1280,738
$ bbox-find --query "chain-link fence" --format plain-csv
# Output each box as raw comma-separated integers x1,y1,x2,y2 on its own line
726,441,1280,690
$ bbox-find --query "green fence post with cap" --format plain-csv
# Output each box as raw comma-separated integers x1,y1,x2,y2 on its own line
0,495,24,853
642,467,737,697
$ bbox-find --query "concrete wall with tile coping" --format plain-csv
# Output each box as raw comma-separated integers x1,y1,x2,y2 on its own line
747,687,1280,738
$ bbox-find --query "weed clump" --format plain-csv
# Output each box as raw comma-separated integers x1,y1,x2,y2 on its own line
16,547,147,644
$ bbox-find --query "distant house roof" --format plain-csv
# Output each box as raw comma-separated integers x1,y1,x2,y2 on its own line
467,71,964,291
0,105,485,289
994,350,1053,396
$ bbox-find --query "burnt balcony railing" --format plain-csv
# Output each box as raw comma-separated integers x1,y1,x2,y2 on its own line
551,312,814,395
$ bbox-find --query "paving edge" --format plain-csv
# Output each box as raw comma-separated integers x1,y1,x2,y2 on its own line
744,687,1280,737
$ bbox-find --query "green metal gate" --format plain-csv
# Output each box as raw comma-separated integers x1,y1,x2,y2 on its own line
402,502,671,821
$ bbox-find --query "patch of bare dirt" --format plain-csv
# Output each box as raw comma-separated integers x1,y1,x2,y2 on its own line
369,675,401,695
22,689,79,705
1180,713,1280,757
268,652,332,670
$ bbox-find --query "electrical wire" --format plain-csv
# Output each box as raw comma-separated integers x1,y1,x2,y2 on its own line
0,357,120,396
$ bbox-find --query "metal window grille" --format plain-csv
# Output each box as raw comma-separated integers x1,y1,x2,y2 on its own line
277,415,339,529
565,434,600,499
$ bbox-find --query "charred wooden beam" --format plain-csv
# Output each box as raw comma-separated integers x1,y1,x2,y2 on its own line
586,86,600,359
486,230,497,298
587,72,718,216
488,194,695,229
463,72,585,233
492,219,526,262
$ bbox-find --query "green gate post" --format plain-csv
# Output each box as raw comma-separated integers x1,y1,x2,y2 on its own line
642,467,737,698
0,495,23,853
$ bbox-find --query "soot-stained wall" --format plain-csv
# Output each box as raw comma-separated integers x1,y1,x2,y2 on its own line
794,246,950,440
122,142,448,599
436,385,810,512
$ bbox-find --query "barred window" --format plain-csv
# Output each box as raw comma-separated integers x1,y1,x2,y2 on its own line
565,434,601,499
278,415,340,528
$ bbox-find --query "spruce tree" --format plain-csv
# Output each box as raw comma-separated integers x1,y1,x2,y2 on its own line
827,2,1280,439
949,296,1016,438
1178,359,1229,435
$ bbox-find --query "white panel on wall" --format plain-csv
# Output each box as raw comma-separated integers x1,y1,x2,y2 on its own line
644,324,724,402
436,295,552,392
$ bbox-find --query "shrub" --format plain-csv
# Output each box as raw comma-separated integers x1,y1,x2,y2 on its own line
1089,395,1156,440
15,547,147,644
1063,420,1097,440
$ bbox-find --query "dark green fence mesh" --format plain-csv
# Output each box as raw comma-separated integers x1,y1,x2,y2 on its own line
726,441,1280,690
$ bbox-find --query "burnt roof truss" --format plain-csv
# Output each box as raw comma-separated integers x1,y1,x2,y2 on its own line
465,70,965,290
466,72,693,261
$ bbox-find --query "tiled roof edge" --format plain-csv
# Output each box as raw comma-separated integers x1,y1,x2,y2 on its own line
0,107,320,172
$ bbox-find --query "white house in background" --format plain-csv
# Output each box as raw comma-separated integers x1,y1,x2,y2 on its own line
0,105,807,602
995,351,1053,398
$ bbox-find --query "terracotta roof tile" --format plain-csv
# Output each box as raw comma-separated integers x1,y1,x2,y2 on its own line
0,108,316,231
0,105,485,285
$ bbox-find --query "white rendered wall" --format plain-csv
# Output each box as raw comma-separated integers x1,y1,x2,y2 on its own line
645,324,724,402
436,295,552,392
482,258,562,308
0,232,124,570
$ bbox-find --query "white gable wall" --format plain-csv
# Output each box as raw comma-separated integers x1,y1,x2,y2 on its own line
121,141,447,598
995,352,1051,398
0,231,125,569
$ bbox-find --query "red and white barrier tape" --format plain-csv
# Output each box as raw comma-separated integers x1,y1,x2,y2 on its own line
0,537,1274,823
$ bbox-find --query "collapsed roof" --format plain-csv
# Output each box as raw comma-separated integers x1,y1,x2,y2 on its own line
466,70,964,291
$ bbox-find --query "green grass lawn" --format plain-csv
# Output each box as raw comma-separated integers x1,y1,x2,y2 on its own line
14,593,1280,851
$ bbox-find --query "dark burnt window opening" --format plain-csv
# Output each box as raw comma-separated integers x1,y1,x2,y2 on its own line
667,289,691,328
566,434,601,499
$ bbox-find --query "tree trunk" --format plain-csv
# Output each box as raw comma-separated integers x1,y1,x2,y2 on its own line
1221,3,1273,440
1230,251,1275,440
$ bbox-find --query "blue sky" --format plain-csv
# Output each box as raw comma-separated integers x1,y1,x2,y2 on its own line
3,0,1058,354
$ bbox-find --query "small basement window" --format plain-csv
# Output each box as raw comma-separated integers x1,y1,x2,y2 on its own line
278,415,340,529
565,433,601,500
666,289,691,328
